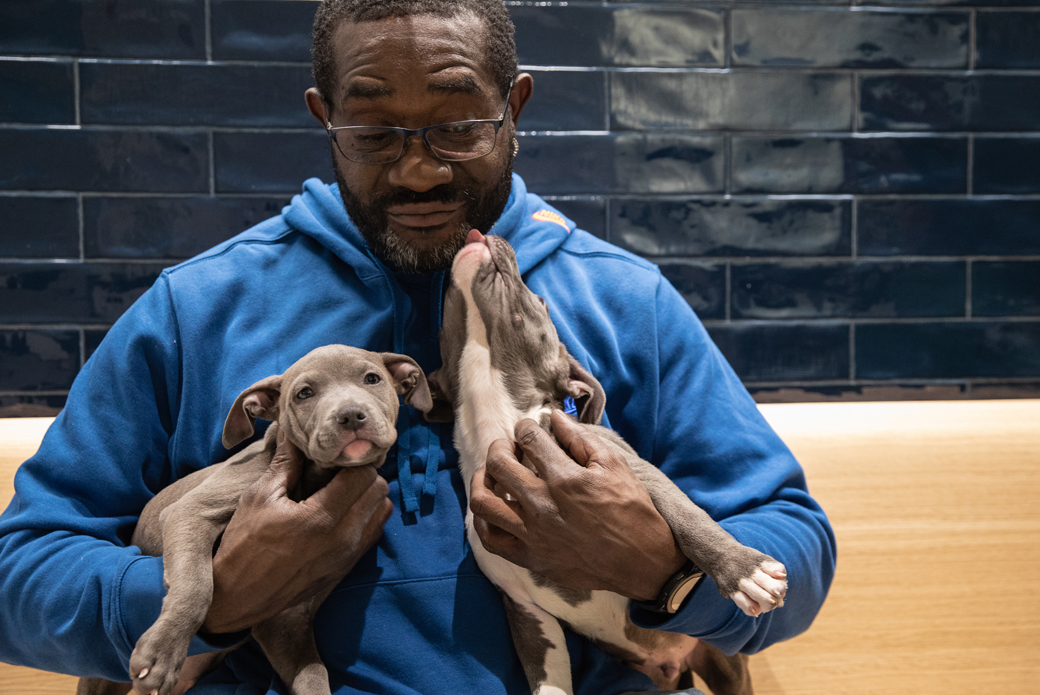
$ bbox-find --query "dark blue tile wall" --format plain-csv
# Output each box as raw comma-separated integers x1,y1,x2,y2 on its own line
1,0,1038,415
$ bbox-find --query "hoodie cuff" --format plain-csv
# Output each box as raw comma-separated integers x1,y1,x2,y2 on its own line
117,555,249,661
629,573,739,643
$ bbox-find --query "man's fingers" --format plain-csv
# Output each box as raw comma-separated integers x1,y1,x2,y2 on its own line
513,418,576,481
473,515,527,564
307,464,381,519
470,468,527,538
485,438,542,501
549,410,613,471
264,428,305,492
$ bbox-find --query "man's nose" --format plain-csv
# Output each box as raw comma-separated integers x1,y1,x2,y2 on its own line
386,135,453,192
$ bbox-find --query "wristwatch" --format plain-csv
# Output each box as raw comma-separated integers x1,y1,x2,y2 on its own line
636,560,705,614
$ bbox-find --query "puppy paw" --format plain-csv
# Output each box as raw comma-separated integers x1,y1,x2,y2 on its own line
729,560,787,617
129,634,186,695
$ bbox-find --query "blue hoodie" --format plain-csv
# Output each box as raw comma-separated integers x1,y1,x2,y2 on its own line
0,175,835,695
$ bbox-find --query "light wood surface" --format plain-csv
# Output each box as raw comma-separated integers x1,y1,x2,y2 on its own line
750,400,1040,695
1,401,1039,694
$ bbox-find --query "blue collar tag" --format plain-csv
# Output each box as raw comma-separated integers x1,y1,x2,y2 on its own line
563,397,577,417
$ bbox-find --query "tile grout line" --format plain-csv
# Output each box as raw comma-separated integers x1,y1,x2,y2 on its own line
725,262,732,322
208,131,216,196
969,10,977,72
79,328,86,370
77,194,84,261
205,0,213,63
72,59,81,126
850,198,858,261
849,323,856,382
966,134,974,196
966,259,973,319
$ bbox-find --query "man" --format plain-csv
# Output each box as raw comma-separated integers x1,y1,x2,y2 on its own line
0,1,836,693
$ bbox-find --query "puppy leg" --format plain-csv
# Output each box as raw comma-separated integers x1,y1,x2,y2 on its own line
129,495,237,695
502,595,574,695
592,428,786,617
252,591,332,695
686,641,753,695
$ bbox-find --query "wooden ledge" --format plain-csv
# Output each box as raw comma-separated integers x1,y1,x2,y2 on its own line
1,400,1039,694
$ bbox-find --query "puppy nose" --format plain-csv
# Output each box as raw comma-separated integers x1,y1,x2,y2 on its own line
336,406,368,430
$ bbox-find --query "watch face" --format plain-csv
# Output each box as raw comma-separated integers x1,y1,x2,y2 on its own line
666,572,705,613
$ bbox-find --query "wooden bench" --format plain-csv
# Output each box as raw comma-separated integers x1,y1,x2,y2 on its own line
2,400,1039,694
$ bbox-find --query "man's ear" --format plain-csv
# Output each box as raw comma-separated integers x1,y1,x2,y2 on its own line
509,72,534,128
222,374,282,449
561,348,606,425
423,368,456,423
381,353,433,414
305,87,329,127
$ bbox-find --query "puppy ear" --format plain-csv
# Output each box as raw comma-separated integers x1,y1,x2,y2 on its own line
381,353,433,414
561,349,606,425
423,368,456,423
222,374,282,449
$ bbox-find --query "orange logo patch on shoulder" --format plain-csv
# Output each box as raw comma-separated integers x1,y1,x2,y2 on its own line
532,209,570,231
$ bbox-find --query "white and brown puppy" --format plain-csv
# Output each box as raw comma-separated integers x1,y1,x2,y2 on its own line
427,230,787,695
79,345,432,695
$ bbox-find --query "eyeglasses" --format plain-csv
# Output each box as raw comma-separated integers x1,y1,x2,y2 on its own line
325,85,514,164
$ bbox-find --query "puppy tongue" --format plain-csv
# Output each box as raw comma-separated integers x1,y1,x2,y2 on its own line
465,228,485,245
344,439,373,459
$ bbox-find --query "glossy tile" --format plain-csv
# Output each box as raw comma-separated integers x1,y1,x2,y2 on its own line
732,136,966,194
212,0,317,62
749,383,970,403
0,0,204,59
656,261,725,320
541,199,606,239
0,330,81,390
610,199,851,257
973,138,1040,194
0,129,209,193
83,196,290,259
214,131,331,193
84,329,107,361
861,75,1040,132
0,262,168,323
731,261,965,320
972,261,1040,318
612,71,852,131
857,322,1040,379
0,60,75,124
81,62,317,127
0,395,67,418
732,10,968,68
516,134,722,195
520,70,606,131
858,200,1040,256
977,12,1040,68
0,196,79,258
514,5,722,67
706,324,849,382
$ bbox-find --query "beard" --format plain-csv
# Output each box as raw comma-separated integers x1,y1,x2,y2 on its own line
332,152,514,274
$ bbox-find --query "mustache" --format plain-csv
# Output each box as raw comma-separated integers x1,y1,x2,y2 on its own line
374,185,478,210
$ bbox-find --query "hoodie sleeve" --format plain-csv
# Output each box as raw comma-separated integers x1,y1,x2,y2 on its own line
629,273,837,655
0,273,235,679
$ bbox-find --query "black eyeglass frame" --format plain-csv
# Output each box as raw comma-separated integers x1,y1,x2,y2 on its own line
325,83,515,164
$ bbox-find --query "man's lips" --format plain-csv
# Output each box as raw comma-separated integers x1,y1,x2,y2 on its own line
386,202,463,228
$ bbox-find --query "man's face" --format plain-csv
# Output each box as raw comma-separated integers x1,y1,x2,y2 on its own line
307,13,532,273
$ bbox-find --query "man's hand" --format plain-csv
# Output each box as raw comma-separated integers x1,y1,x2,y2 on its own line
203,429,392,634
470,411,686,602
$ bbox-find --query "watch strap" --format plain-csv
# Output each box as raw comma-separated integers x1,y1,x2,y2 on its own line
635,559,705,614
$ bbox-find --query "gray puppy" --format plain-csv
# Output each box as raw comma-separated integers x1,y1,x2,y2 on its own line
427,231,787,695
79,344,432,695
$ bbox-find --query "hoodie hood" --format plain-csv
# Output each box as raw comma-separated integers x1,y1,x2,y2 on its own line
279,172,574,514
281,173,573,279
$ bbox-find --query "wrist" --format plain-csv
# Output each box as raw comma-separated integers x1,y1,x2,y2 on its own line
627,542,688,602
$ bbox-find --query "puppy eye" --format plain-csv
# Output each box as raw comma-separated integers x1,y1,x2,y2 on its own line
364,373,381,385
296,386,314,400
